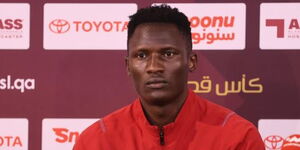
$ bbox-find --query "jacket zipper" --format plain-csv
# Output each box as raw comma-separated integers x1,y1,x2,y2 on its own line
158,126,165,145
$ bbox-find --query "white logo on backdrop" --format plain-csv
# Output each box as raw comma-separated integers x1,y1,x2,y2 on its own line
260,3,300,49
43,4,137,50
42,118,98,150
0,118,28,150
0,3,30,49
259,119,300,150
153,3,246,50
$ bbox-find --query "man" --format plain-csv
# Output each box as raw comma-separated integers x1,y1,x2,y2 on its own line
73,5,265,150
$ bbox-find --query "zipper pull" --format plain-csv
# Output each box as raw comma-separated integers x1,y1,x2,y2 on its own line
159,126,165,145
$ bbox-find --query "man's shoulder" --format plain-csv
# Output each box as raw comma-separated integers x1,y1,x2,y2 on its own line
194,94,255,130
73,102,137,149
102,101,136,127
192,94,264,148
80,101,136,137
194,94,262,142
79,119,105,140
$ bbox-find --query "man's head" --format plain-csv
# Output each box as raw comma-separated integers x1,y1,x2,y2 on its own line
127,4,192,50
126,5,197,106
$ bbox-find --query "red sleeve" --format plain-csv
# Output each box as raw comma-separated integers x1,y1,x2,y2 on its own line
73,136,85,150
72,120,104,150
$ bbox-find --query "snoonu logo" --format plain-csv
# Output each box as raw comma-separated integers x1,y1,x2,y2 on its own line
53,128,79,143
189,16,235,44
0,75,35,93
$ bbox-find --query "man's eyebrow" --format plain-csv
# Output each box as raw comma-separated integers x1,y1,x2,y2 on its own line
136,48,149,52
129,48,149,55
160,47,179,51
161,47,175,50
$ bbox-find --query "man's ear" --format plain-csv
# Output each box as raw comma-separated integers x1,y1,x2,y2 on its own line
188,53,197,72
125,56,131,76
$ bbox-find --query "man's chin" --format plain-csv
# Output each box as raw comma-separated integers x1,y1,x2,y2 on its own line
141,90,172,106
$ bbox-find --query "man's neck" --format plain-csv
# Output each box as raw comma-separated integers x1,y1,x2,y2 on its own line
141,90,188,127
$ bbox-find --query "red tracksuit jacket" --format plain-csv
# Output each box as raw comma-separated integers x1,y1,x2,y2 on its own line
73,91,265,150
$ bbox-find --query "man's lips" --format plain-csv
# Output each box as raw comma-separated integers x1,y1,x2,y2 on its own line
145,79,168,89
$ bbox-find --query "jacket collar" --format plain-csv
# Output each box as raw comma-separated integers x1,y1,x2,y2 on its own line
133,90,200,145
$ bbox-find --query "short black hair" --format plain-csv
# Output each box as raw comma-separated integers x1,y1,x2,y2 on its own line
127,4,192,50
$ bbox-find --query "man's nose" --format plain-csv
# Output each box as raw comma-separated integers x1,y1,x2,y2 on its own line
146,54,164,74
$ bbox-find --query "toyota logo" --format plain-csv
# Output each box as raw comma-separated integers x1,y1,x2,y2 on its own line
49,19,70,34
264,135,284,150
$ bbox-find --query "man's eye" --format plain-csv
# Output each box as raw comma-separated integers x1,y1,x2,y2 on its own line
137,52,147,59
163,51,175,57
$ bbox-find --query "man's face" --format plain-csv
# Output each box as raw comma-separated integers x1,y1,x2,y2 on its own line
127,23,196,105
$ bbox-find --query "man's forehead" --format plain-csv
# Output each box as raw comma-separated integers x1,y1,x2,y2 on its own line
134,22,179,33
129,23,184,42
127,22,191,53
129,25,184,47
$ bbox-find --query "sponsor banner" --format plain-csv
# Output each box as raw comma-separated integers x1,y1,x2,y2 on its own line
260,3,300,49
42,118,98,150
43,3,137,50
0,118,28,150
154,3,246,50
0,3,30,49
258,119,300,150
